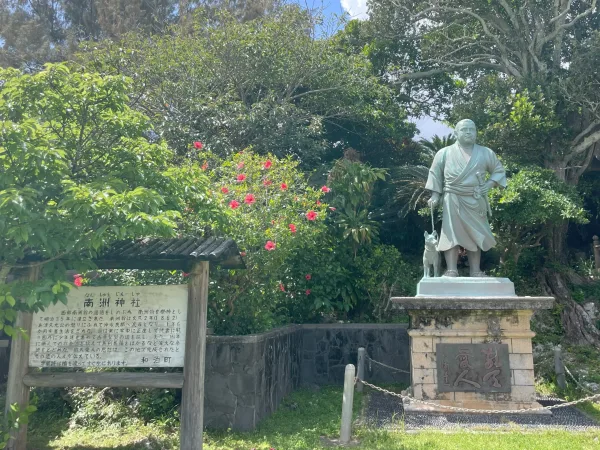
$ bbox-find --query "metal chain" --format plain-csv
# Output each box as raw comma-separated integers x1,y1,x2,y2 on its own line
365,354,410,374
357,377,600,414
563,363,598,395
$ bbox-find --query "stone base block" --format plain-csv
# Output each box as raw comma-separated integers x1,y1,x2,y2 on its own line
416,277,516,297
402,399,552,415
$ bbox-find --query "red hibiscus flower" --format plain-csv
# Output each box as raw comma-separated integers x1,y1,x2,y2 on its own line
263,179,273,186
306,210,317,221
236,174,246,182
193,141,203,150
221,186,229,194
265,241,276,251
316,200,321,206
280,183,288,190
74,276,83,287
279,283,285,292
305,289,311,295
305,274,311,280
237,162,245,169
321,185,331,193
288,223,297,233
201,161,208,170
229,200,240,209
264,160,272,169
244,194,256,204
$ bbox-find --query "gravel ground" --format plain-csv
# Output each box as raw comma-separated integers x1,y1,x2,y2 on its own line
364,391,600,431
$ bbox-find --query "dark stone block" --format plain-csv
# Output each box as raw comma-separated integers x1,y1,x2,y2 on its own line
233,406,256,431
228,373,257,396
212,344,232,375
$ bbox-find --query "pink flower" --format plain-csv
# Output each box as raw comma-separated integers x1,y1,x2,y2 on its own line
229,200,240,209
265,241,276,251
316,200,322,206
193,141,203,150
280,183,288,190
240,251,246,257
306,210,317,221
264,160,272,169
201,161,208,170
288,223,297,233
263,179,273,186
305,289,311,296
329,207,336,211
74,276,83,287
236,174,246,182
279,283,285,292
244,193,256,205
305,274,311,280
221,186,229,194
321,185,331,193
237,162,245,169
182,272,190,277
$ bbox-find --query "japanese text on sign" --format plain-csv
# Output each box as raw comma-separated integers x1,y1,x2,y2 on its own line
436,343,511,393
29,285,188,368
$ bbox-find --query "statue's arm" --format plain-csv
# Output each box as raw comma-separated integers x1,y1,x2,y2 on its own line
426,149,445,206
487,149,507,188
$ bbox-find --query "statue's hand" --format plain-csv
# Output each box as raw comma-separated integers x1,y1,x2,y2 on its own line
479,180,496,196
428,192,440,208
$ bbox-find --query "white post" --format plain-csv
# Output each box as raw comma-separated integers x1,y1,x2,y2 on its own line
554,347,566,390
340,364,355,444
357,347,365,393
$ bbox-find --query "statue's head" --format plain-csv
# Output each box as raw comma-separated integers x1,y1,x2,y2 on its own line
455,119,477,146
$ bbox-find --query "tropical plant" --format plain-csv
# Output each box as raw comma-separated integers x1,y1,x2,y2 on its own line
490,168,588,267
0,64,223,336
327,157,387,257
389,134,455,217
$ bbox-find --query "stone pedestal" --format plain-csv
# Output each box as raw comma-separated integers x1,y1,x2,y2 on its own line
392,278,554,414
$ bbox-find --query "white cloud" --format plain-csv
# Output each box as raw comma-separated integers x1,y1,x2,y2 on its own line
340,0,369,20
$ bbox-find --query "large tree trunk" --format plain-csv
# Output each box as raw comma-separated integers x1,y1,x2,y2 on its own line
537,220,600,347
539,269,600,347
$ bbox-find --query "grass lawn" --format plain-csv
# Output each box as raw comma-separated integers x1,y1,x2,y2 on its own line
18,386,600,450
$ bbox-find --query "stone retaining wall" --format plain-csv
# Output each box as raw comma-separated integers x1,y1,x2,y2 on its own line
203,323,409,430
204,325,303,431
301,324,410,386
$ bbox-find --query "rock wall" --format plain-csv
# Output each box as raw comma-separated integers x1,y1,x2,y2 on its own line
203,323,409,431
203,325,302,431
301,324,410,386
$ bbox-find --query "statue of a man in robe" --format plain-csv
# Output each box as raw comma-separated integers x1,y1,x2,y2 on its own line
426,119,506,277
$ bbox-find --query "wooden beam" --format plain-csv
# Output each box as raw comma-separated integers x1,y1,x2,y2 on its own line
23,372,183,389
4,266,38,450
180,261,209,450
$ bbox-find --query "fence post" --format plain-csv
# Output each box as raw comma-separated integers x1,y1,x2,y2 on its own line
340,364,355,444
593,236,600,271
554,347,566,390
357,347,365,393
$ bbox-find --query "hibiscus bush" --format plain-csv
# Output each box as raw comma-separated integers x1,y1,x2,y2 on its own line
206,151,352,334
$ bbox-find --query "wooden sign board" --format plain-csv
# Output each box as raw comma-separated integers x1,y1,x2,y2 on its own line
29,285,188,368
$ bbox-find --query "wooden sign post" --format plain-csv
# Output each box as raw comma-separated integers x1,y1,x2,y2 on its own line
4,237,243,450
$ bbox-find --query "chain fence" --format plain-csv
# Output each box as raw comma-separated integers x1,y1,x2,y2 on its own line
360,353,600,415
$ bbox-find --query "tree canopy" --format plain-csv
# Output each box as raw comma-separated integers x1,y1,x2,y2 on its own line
80,8,415,167
0,64,223,334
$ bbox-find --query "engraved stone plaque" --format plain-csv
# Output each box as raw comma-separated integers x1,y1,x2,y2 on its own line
436,343,511,393
29,285,188,368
